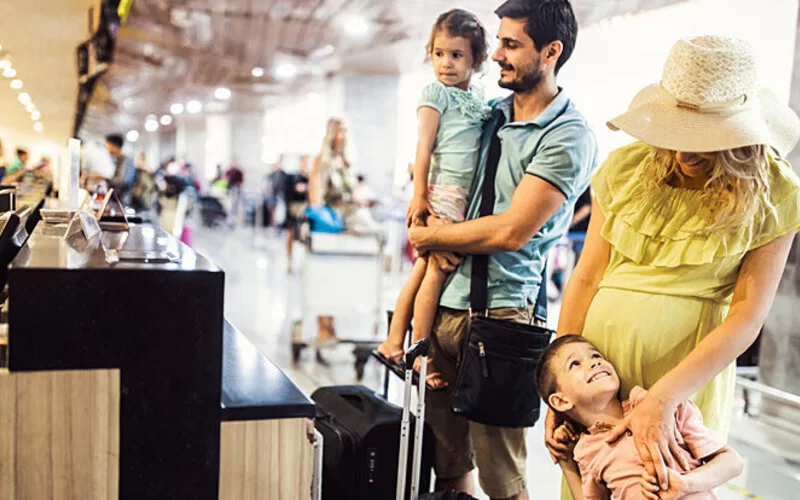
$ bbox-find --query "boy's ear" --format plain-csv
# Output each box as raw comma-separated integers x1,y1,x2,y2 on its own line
548,392,574,413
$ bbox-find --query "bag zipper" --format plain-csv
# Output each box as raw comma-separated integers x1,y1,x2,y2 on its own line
478,341,489,378
469,341,539,363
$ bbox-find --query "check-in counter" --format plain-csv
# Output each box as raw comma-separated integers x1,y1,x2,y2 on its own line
3,224,316,499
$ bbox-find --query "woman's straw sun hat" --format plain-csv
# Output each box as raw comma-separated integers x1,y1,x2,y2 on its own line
607,35,800,156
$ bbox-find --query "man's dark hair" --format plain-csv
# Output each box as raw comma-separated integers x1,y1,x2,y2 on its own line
16,148,27,157
105,134,125,149
535,335,596,410
357,174,365,183
495,0,578,75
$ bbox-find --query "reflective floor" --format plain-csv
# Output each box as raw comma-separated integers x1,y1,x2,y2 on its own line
193,223,800,500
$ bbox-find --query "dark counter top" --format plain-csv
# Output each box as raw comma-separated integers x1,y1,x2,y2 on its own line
11,223,218,272
221,321,315,421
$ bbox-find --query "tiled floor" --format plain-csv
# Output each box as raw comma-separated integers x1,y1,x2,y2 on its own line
193,223,800,500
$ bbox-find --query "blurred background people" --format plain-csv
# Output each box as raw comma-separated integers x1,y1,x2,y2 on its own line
106,133,136,204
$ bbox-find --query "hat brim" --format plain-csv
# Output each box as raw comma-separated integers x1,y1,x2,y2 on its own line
607,84,800,157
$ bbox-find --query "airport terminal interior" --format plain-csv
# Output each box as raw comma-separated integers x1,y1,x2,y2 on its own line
1,0,800,499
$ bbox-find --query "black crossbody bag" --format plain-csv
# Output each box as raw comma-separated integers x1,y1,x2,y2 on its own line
450,110,554,428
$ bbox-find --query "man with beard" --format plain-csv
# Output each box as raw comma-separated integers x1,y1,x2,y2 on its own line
407,1,597,499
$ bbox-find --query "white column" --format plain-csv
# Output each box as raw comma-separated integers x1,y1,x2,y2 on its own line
204,114,233,181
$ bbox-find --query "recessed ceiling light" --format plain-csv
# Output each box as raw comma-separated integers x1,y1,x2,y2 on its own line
18,92,30,104
144,119,159,132
0,60,11,70
275,63,297,78
3,67,16,78
33,122,43,133
126,130,140,143
31,111,40,121
25,103,35,113
160,115,173,126
214,87,232,100
251,66,264,77
170,103,184,115
10,79,22,89
344,16,369,37
186,100,203,114
123,98,134,109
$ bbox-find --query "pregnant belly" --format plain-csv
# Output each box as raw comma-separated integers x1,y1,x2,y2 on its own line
581,287,726,396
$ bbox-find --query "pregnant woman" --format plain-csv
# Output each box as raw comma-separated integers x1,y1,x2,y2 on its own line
548,35,800,496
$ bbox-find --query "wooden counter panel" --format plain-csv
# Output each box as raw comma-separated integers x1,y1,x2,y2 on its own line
219,418,314,500
0,369,120,500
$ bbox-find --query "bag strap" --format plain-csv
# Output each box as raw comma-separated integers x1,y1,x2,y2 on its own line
469,108,548,321
469,110,503,315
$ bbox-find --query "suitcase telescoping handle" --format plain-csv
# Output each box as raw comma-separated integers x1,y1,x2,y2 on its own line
396,339,430,500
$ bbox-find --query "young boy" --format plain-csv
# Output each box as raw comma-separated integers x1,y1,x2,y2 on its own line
536,335,744,499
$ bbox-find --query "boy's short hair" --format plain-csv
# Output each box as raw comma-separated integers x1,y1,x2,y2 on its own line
536,335,597,410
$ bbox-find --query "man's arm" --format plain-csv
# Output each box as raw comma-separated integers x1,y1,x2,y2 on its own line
409,174,565,254
409,121,596,254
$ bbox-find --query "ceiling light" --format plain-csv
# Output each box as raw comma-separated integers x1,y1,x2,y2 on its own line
0,60,10,70
186,100,202,114
10,79,22,89
275,63,297,78
126,130,140,143
170,103,184,115
31,111,40,121
33,122,43,133
3,67,16,78
251,66,264,77
143,44,154,56
144,119,159,132
25,103,35,113
18,92,30,104
344,16,369,37
123,98,134,109
214,87,231,100
160,114,173,126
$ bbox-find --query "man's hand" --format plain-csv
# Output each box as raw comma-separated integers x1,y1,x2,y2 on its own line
430,252,462,272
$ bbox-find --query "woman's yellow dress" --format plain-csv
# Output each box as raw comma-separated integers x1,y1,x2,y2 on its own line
562,141,800,499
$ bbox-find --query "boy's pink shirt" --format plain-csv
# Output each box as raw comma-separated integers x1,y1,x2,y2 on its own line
572,386,725,500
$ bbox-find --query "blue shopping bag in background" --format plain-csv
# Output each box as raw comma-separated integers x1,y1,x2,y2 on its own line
305,206,344,234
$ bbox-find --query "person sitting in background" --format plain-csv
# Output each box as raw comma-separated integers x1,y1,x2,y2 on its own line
4,148,29,184
106,134,136,205
538,335,744,500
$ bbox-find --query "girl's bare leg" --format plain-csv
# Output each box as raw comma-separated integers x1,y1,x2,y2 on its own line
377,256,428,363
412,254,450,389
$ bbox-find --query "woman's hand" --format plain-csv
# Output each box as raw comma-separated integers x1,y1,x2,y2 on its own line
544,408,574,463
606,392,686,490
407,195,434,228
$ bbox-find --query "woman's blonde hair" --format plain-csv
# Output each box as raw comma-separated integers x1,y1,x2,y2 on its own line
644,145,775,236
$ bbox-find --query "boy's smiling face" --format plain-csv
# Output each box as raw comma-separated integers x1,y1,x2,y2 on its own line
548,342,620,415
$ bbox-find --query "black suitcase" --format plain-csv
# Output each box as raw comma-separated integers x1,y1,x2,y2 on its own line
312,385,434,500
